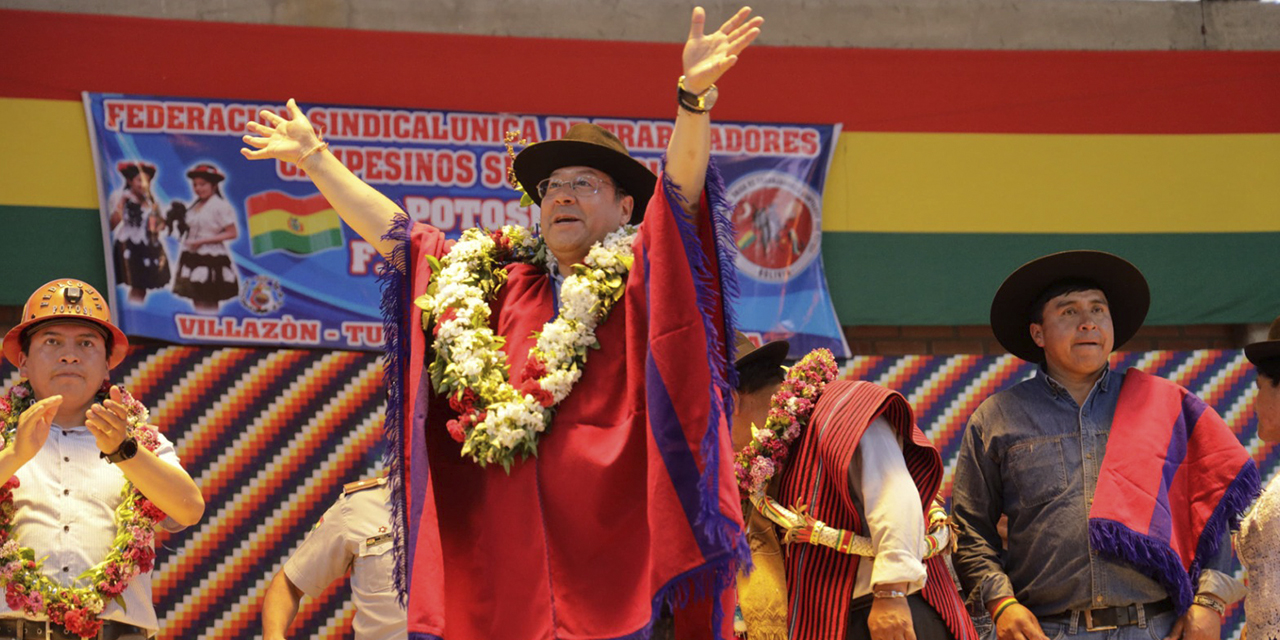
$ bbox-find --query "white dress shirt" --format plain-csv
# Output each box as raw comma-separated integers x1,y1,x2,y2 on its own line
850,416,929,599
0,422,187,634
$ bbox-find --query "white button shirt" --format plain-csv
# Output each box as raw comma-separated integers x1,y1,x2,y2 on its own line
850,416,929,599
0,422,187,634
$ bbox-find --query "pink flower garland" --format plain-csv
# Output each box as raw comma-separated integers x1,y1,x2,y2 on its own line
734,348,839,497
0,381,167,639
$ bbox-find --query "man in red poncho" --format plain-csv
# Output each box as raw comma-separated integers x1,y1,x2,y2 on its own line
242,7,763,639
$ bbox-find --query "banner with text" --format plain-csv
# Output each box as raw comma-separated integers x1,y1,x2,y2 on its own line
85,93,848,356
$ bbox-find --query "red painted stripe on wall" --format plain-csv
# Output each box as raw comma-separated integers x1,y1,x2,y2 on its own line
2,9,1278,134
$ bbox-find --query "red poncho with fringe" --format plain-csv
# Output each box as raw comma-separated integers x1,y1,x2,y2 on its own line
1088,368,1259,615
379,168,748,640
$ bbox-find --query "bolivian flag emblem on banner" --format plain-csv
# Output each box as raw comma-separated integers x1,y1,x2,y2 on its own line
246,191,343,256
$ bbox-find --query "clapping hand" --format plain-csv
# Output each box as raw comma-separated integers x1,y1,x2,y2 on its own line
85,385,130,456
11,395,62,463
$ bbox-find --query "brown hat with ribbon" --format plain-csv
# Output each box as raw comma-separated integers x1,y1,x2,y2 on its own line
3,279,129,368
1246,316,1280,367
990,250,1150,363
513,123,657,223
186,163,226,183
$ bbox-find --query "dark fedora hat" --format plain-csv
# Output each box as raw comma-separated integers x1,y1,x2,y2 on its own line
1246,316,1280,366
990,250,1150,363
513,123,657,224
734,330,790,372
117,161,157,181
186,163,226,183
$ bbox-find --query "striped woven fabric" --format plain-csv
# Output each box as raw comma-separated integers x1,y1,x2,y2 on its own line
0,346,1266,639
1,344,385,640
777,380,976,640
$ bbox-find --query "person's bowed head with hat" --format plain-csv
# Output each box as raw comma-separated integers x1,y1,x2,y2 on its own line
953,251,1255,640
730,330,791,451
0,279,203,636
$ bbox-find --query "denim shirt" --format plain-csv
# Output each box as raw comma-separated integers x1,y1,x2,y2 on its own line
951,366,1240,616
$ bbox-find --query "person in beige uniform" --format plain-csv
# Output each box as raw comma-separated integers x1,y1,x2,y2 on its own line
262,477,405,640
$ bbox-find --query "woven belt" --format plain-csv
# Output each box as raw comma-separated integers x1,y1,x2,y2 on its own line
0,619,147,640
1041,599,1175,632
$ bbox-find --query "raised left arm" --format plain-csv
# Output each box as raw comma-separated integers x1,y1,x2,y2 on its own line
664,6,763,221
85,387,206,527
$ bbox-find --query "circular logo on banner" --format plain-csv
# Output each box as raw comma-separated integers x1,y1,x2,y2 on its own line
727,171,822,282
240,275,285,315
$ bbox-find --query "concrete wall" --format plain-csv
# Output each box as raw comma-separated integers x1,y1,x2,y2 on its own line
4,0,1279,49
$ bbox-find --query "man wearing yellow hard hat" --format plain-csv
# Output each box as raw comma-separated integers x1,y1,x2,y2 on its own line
0,279,205,639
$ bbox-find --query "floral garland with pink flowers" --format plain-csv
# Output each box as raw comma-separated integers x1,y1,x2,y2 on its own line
733,348,839,499
734,350,958,560
414,223,636,472
0,381,168,639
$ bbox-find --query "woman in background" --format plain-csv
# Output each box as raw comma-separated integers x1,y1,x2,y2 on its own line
171,163,240,313
109,161,170,302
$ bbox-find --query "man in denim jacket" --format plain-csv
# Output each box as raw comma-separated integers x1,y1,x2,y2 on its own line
951,251,1247,640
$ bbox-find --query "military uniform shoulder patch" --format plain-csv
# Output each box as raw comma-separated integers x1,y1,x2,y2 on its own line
343,477,387,495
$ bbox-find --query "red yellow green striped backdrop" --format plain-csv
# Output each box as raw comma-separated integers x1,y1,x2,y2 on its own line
1,345,1268,639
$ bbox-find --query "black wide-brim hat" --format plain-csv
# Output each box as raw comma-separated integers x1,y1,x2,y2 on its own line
1245,316,1280,366
513,123,657,224
734,330,790,372
990,250,1150,363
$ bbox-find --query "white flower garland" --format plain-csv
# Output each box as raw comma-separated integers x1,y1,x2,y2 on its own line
415,224,637,471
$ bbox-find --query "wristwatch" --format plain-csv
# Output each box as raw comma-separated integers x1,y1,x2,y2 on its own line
101,437,139,464
677,75,718,114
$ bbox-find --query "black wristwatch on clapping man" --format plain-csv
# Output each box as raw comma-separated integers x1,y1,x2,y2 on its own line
101,437,139,464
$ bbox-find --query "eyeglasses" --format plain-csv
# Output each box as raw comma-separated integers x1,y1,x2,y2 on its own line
536,174,614,199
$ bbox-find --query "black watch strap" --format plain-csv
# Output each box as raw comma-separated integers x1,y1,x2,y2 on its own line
101,437,139,464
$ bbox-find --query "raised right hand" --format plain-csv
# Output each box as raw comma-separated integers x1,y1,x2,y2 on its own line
11,395,62,463
997,603,1050,640
241,98,324,165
